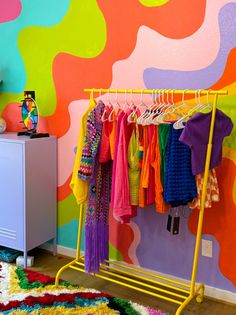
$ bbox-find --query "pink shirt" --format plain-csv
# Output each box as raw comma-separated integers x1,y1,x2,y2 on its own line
111,111,137,223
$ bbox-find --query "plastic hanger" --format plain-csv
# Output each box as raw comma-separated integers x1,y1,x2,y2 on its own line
143,89,169,125
108,90,121,122
173,90,200,129
195,89,212,113
146,89,166,125
127,90,137,123
152,91,169,124
137,89,156,125
137,90,150,125
153,89,177,124
161,89,175,113
143,90,162,125
101,89,112,122
187,89,204,116
123,89,131,110
138,90,148,109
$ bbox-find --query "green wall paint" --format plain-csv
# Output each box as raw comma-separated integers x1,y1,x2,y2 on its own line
139,0,169,7
1,0,106,116
58,193,79,227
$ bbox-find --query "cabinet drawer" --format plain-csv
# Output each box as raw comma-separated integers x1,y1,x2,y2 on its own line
0,142,24,250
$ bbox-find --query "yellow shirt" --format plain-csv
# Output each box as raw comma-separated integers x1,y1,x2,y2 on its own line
70,97,96,204
128,121,140,206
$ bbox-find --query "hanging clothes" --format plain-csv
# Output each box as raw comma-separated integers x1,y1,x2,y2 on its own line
139,125,149,208
99,106,111,163
189,168,220,209
128,116,140,206
110,111,125,212
108,109,119,160
150,126,169,213
179,109,233,175
111,111,137,223
158,124,170,188
145,125,156,206
79,101,111,274
70,97,96,204
164,125,197,207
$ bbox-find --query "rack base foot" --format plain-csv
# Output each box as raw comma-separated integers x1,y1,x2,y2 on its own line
195,283,205,304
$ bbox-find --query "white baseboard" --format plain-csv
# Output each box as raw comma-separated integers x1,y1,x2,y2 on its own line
40,243,77,258
40,243,236,305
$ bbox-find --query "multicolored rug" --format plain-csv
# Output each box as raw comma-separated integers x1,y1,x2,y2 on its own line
0,262,168,314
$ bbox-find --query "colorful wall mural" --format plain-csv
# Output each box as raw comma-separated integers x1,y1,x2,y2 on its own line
0,0,235,293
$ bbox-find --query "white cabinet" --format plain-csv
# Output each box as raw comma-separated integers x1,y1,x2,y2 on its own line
0,133,57,266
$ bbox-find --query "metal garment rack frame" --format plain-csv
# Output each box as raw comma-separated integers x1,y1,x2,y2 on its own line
55,88,227,315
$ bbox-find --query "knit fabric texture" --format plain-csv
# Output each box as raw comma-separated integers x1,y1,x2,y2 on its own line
164,125,197,207
78,103,103,180
79,101,112,274
158,123,170,187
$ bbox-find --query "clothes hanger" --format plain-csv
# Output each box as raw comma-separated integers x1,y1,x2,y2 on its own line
186,89,204,116
101,89,112,122
159,90,197,129
123,89,131,110
143,89,169,125
146,89,169,125
138,90,148,109
152,90,168,125
143,90,162,125
168,89,189,115
127,90,138,123
108,90,121,122
161,89,175,113
153,89,177,124
137,90,150,125
178,89,211,126
137,89,156,125
195,89,212,113
173,90,200,129
156,89,172,113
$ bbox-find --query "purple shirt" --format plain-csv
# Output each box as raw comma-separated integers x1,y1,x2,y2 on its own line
179,109,233,175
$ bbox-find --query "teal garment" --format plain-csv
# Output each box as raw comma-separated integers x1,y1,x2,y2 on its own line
158,124,170,186
0,246,21,262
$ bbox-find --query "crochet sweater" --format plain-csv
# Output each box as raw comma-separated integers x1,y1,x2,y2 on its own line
164,125,197,207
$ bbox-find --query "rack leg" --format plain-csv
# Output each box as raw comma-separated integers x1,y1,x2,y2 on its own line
190,94,218,296
55,259,76,286
55,204,84,286
76,204,84,261
175,295,194,315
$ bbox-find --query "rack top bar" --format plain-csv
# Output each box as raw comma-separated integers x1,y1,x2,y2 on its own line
84,88,228,95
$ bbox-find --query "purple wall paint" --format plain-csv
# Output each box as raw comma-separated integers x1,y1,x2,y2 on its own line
133,206,236,292
143,3,236,90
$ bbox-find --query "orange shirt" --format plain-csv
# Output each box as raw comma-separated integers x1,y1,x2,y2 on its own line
150,126,169,213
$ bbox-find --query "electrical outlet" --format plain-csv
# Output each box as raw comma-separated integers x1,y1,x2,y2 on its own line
202,239,213,258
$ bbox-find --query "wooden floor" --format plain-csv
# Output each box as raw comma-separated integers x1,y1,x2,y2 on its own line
28,249,236,315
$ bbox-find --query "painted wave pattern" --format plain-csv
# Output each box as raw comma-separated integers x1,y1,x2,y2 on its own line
0,0,235,291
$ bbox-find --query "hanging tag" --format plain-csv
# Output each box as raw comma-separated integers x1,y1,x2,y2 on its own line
172,216,180,235
167,214,172,232
172,207,180,235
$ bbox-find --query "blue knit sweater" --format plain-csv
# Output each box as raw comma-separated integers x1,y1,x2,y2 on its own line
164,125,197,207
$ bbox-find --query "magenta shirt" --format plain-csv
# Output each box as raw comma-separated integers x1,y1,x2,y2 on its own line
179,109,233,175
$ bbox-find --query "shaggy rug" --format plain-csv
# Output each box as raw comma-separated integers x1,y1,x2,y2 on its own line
0,262,168,314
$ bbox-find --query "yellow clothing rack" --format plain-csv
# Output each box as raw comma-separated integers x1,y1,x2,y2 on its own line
55,88,227,315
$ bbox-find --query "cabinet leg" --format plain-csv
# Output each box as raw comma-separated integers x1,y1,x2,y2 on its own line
24,251,27,268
